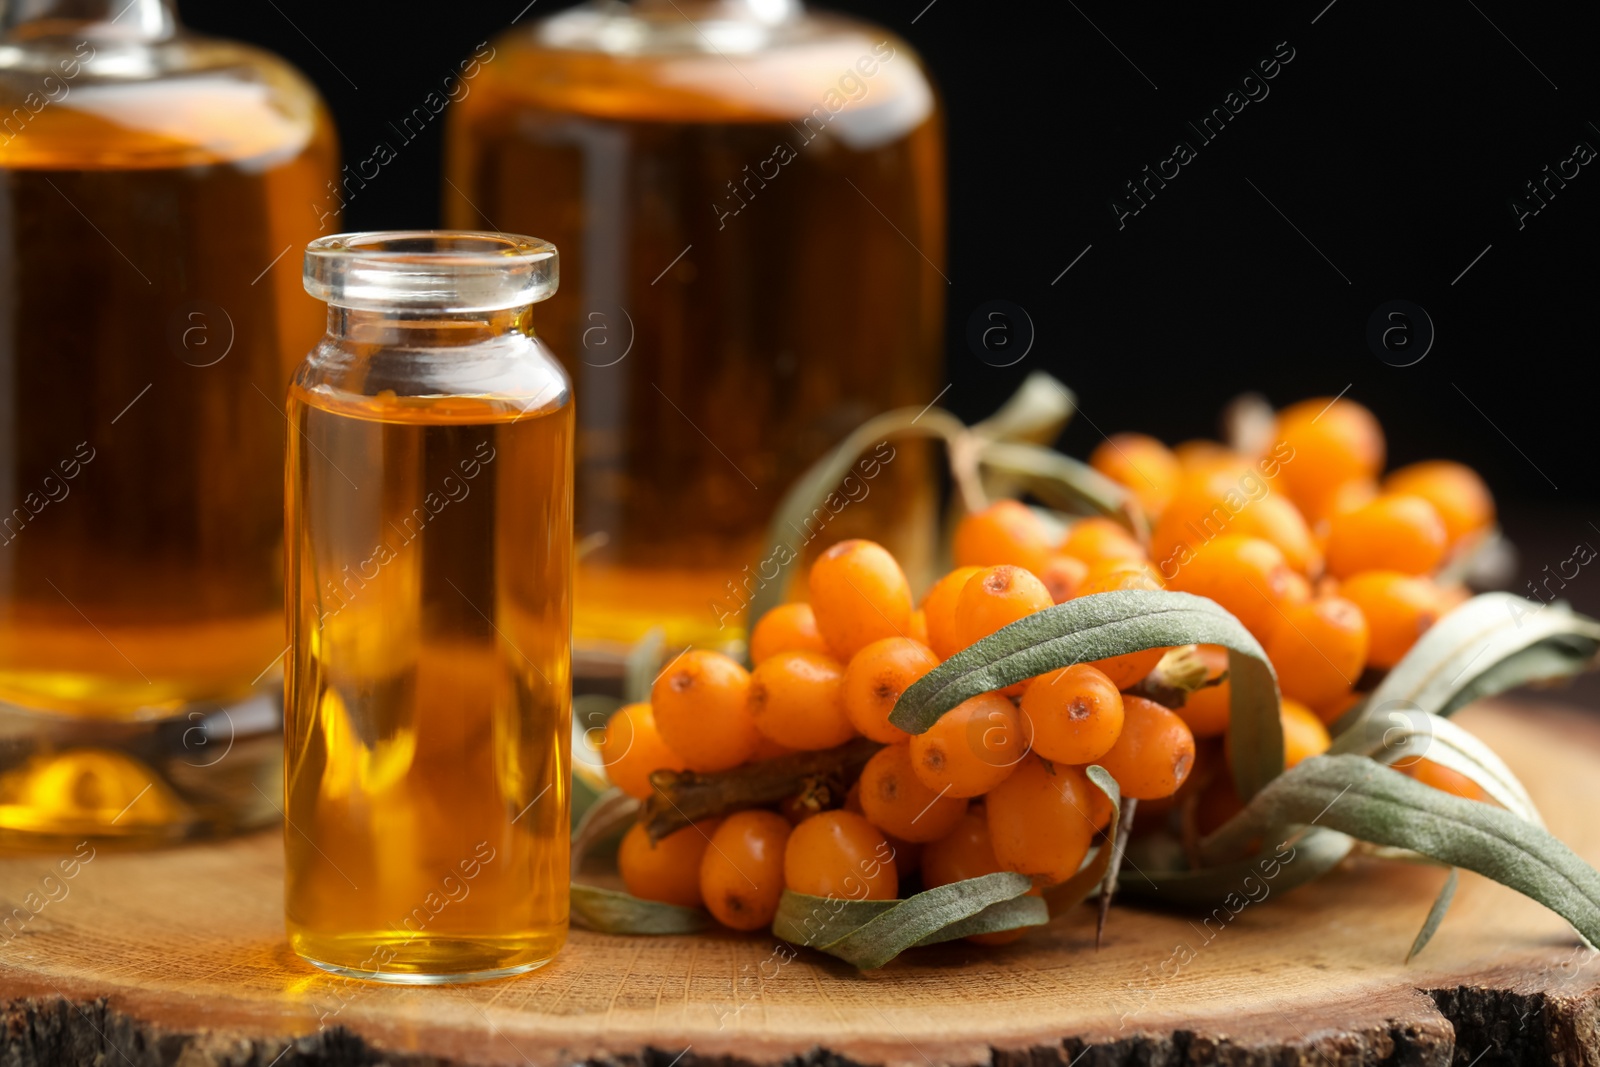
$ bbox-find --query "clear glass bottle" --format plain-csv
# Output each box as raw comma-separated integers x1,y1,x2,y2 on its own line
0,0,338,842
285,232,573,983
445,0,945,660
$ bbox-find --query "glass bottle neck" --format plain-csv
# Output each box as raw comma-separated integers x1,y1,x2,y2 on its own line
1,0,177,42
328,306,534,349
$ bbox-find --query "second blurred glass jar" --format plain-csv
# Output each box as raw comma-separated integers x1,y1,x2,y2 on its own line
446,0,945,659
0,0,337,842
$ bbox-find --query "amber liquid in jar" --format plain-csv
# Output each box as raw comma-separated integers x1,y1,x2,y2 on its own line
0,36,337,714
286,239,573,981
446,2,946,653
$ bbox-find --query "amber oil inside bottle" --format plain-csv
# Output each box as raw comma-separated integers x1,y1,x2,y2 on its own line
285,233,572,983
446,0,946,656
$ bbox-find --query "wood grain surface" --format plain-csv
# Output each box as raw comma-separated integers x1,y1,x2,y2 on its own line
4,700,1600,1067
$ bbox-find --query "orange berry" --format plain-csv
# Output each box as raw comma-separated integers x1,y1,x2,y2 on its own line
857,743,968,842
1306,477,1379,528
953,499,1056,575
619,820,719,908
651,650,760,772
597,702,687,800
1038,554,1090,604
1174,440,1243,475
1273,396,1385,518
908,609,930,647
1089,650,1166,690
749,603,830,665
1281,569,1313,605
1280,698,1331,769
1151,482,1317,577
1060,516,1145,567
984,756,1098,884
783,810,899,900
1090,433,1181,519
921,565,983,660
1383,461,1495,547
1078,558,1165,594
1019,663,1124,765
1404,757,1490,803
1230,496,1319,575
1175,644,1231,738
1264,596,1369,709
920,808,1004,888
920,808,1037,944
908,692,1031,798
1340,571,1440,669
955,565,1054,650
1324,494,1447,579
1165,534,1296,643
747,650,855,751
1094,695,1195,800
807,539,914,660
699,811,790,930
842,637,940,743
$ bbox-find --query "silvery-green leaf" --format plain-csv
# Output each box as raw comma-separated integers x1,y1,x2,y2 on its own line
968,370,1076,444
1117,828,1354,905
1335,594,1600,758
571,884,710,935
1365,711,1541,826
1408,869,1459,962
1198,754,1600,947
976,440,1142,537
746,405,971,633
891,590,1282,800
772,871,1044,970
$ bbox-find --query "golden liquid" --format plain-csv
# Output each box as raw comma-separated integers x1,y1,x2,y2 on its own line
284,388,573,980
0,66,337,715
446,24,946,652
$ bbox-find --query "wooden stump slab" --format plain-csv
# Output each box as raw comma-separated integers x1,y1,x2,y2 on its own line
4,701,1600,1067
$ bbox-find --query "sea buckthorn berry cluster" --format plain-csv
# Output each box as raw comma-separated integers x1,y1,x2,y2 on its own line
1095,398,1492,732
599,394,1496,936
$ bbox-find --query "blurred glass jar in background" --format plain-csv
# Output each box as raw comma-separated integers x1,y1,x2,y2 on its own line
446,0,945,663
0,0,338,843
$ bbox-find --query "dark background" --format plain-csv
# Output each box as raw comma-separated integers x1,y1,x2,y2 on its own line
183,0,1599,615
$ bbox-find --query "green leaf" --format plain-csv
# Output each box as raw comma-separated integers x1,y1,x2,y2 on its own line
570,884,711,935
1357,711,1541,826
1335,594,1600,757
1408,869,1458,962
976,440,1142,537
1117,827,1354,906
1197,754,1600,947
1043,766,1121,913
771,872,1046,970
890,589,1283,800
968,370,1077,445
746,404,972,635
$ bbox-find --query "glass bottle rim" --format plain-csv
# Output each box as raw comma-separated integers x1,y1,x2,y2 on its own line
304,231,559,314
